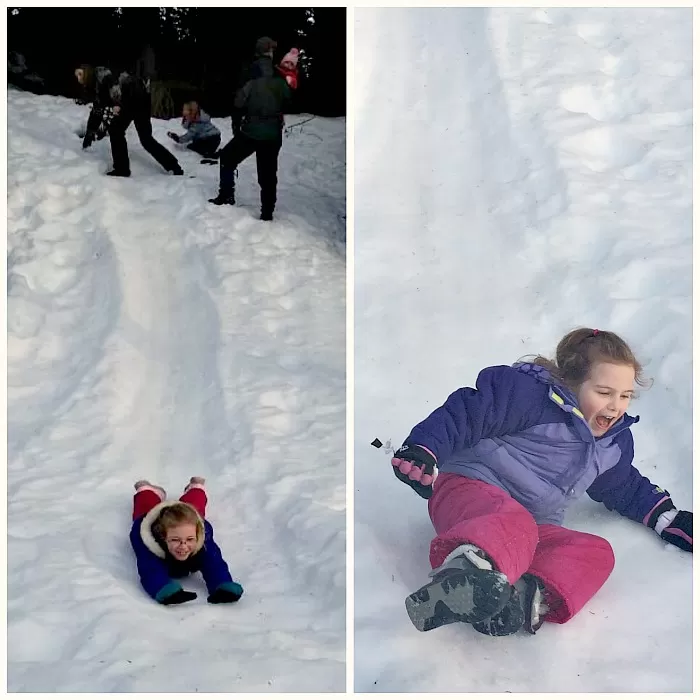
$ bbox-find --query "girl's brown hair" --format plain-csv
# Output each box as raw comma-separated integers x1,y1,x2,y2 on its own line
151,503,204,544
530,327,649,391
75,64,95,87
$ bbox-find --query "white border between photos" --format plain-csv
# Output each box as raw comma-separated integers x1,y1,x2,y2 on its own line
346,2,356,696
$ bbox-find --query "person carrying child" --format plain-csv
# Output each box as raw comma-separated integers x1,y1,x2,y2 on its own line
130,476,244,605
390,328,692,636
167,101,222,160
208,37,296,221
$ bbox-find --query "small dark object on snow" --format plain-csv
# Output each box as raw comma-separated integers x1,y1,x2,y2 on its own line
371,438,383,448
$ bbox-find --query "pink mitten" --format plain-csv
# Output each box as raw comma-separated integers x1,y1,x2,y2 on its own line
391,444,438,498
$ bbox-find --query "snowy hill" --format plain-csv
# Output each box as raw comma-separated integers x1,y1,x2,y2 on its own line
354,7,692,693
7,89,346,692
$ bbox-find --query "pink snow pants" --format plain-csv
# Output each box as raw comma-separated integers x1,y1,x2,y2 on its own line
428,474,615,624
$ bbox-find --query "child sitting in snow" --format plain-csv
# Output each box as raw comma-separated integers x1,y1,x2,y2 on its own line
277,48,300,90
391,328,692,636
167,101,221,159
130,476,243,605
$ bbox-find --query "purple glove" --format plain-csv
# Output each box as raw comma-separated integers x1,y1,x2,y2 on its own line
391,444,438,499
659,511,692,552
648,499,693,553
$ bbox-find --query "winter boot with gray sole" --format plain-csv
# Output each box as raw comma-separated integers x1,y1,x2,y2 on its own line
472,573,549,637
405,547,512,632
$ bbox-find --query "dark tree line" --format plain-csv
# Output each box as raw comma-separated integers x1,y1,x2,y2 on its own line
7,7,346,118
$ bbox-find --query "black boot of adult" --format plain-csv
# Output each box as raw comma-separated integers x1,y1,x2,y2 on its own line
209,192,236,206
209,161,235,206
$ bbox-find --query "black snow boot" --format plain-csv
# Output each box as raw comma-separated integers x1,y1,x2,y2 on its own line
472,573,549,637
405,545,512,632
106,169,130,177
208,192,236,206
260,209,274,221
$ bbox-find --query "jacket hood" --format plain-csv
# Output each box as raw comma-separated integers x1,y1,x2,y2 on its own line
139,500,205,559
513,360,569,389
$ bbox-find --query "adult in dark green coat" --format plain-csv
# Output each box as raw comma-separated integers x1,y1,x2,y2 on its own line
209,37,292,221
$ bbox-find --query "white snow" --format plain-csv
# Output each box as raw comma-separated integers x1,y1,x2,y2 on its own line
7,89,345,692
354,7,691,693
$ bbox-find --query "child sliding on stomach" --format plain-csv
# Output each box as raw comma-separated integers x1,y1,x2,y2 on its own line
130,477,243,605
391,328,692,636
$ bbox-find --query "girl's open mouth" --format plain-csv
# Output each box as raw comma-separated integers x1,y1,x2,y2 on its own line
595,415,615,430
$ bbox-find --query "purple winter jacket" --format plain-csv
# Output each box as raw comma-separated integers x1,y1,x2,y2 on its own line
405,362,669,526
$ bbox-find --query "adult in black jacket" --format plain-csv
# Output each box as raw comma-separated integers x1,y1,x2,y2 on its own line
209,37,292,220
75,65,183,177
